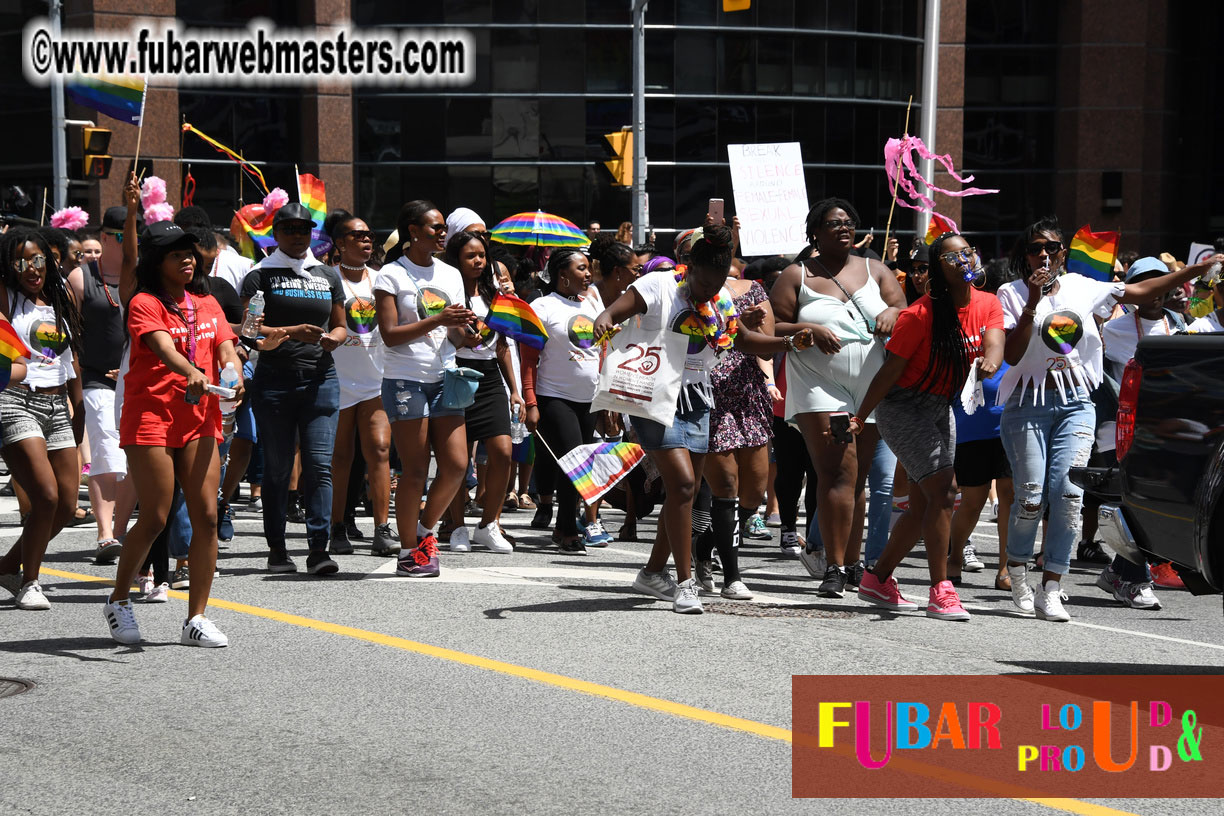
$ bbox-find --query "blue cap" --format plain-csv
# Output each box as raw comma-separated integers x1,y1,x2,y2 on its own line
1125,256,1167,283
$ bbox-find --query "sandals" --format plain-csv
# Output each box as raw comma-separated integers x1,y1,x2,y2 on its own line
994,573,1012,591
517,493,537,510
503,492,520,513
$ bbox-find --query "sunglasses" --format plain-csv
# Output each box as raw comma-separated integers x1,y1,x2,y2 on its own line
343,230,374,242
911,263,930,275
823,219,857,230
940,247,978,265
419,222,447,234
15,254,47,273
1026,241,1063,256
106,230,125,244
278,223,313,236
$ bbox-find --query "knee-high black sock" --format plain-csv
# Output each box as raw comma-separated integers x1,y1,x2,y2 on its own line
692,480,714,561
711,496,742,584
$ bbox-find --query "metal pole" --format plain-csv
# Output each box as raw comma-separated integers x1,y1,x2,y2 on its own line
50,0,68,210
917,0,941,238
631,0,648,244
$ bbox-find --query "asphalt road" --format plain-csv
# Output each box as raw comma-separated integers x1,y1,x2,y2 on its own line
2,485,1221,816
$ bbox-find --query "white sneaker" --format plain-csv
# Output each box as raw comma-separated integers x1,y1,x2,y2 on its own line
103,598,141,644
181,615,229,647
471,521,513,554
1116,581,1161,610
720,580,753,600
988,499,999,521
16,581,51,611
799,545,827,579
632,567,678,601
136,572,155,596
673,578,704,614
1034,580,1071,622
962,542,985,572
144,582,170,604
448,526,471,553
1008,564,1035,616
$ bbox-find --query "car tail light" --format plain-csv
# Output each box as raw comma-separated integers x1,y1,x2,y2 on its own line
1116,358,1143,460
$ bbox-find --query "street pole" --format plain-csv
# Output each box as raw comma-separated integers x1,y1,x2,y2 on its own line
631,0,648,244
50,0,67,210
917,0,940,239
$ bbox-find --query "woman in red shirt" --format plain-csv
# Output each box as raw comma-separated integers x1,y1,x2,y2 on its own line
103,222,244,648
848,232,1004,621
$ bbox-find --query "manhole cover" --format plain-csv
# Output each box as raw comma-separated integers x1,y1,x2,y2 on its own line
703,602,853,619
0,678,33,699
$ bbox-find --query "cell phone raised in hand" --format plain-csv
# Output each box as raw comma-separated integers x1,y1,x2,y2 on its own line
708,198,725,225
829,411,853,444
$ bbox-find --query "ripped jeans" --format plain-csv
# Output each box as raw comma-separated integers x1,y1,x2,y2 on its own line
999,388,1096,576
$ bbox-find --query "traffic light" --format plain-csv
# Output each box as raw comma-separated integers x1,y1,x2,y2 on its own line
82,126,112,179
604,129,633,188
723,0,751,10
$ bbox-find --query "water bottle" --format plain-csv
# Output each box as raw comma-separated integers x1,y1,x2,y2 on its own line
509,412,527,444
241,290,265,339
218,362,240,437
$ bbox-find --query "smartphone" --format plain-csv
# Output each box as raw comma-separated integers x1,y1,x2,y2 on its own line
829,412,853,444
708,198,725,225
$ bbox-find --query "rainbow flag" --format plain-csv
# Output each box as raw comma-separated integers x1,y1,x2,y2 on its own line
924,212,957,245
0,317,33,390
1067,225,1119,282
65,75,147,125
234,210,276,250
297,173,327,228
486,293,549,350
557,442,645,504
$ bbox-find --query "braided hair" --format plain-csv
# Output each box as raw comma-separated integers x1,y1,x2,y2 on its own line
688,224,735,272
542,248,585,295
0,227,83,355
911,232,973,400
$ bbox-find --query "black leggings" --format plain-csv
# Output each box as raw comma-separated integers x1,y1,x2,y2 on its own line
773,416,817,533
535,395,598,536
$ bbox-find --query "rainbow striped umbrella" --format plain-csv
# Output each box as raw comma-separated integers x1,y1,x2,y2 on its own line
490,210,590,248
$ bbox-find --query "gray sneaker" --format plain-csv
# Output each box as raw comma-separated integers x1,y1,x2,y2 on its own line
632,567,678,601
371,523,401,557
673,578,704,614
799,545,827,580
695,559,717,593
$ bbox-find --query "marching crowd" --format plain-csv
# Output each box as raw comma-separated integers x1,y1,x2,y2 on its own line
3,173,1221,648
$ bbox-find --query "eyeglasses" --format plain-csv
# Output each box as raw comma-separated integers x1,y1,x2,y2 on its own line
343,230,374,242
277,223,313,236
71,250,84,261
1026,241,1063,256
15,255,47,273
823,219,857,230
940,247,978,265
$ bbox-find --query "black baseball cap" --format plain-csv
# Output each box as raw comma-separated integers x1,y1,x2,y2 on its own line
141,221,195,250
273,203,314,227
102,206,142,231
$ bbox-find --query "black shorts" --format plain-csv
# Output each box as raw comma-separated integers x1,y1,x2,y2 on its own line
953,437,1011,488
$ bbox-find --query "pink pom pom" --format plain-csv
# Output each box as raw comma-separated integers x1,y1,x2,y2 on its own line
263,187,289,213
140,176,167,209
50,206,89,231
144,202,175,224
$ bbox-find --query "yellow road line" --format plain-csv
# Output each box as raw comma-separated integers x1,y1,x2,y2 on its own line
41,567,1140,816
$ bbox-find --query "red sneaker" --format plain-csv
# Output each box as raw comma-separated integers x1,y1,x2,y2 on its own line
926,580,971,621
396,534,441,577
1150,562,1184,589
858,571,918,611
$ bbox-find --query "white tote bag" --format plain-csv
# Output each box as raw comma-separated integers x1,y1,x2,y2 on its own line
591,314,688,427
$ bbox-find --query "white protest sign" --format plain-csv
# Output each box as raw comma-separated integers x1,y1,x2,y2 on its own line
1189,242,1214,265
727,142,809,257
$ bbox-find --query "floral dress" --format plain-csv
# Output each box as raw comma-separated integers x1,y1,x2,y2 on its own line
709,280,773,453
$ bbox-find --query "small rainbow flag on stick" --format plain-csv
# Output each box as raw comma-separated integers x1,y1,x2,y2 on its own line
66,74,146,125
1067,225,1119,282
924,212,958,245
235,210,276,250
297,173,327,228
0,317,34,390
486,293,549,350
557,441,645,504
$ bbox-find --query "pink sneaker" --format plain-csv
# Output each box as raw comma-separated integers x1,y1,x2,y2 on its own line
858,570,918,611
926,580,971,621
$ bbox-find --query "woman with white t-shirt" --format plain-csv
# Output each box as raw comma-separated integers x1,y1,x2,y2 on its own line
520,249,606,555
323,210,397,559
441,230,519,555
374,200,474,579
996,216,1214,621
593,226,814,614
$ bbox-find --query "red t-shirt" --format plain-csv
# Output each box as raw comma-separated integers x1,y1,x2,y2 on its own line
886,289,1003,397
120,291,236,447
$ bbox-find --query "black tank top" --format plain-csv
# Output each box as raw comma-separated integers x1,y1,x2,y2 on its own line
78,261,126,389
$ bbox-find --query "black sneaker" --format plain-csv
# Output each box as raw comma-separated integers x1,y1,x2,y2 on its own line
845,560,866,589
371,523,401,557
267,550,298,574
345,516,365,541
171,565,190,590
530,503,554,530
817,565,847,598
329,522,354,555
306,551,339,576
558,536,588,555
1076,540,1111,565
287,502,306,525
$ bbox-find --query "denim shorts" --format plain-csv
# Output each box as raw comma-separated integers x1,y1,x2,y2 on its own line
381,378,466,422
631,406,710,453
0,388,75,451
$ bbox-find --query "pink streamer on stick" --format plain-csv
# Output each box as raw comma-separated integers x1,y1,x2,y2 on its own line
884,136,998,219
